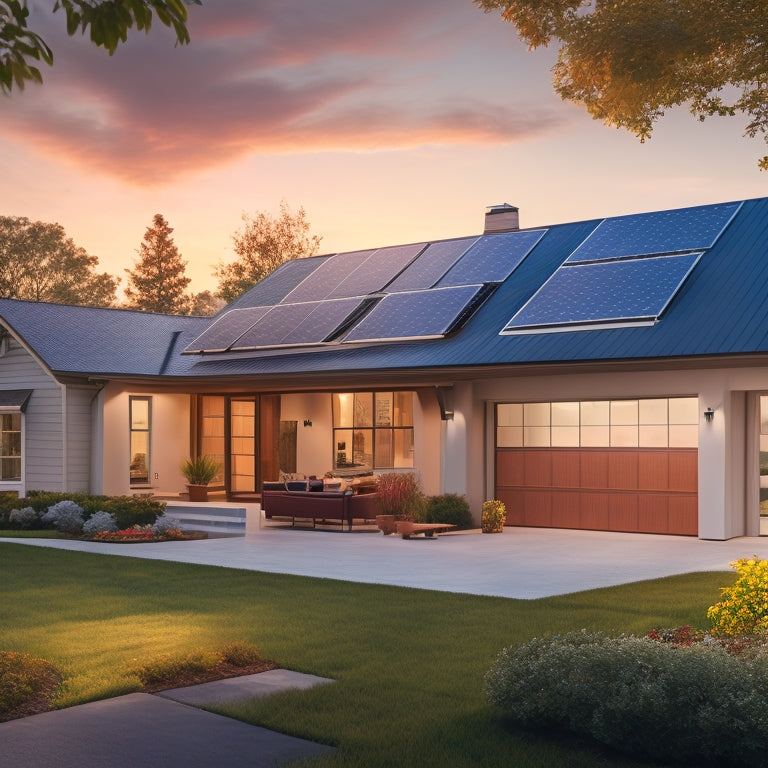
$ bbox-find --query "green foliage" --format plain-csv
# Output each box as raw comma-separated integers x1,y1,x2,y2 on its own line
417,493,473,529
0,216,118,306
485,630,768,766
481,499,506,532
129,648,223,686
124,213,191,314
180,455,220,485
476,0,768,170
1,0,200,94
220,641,264,667
216,202,322,303
376,472,423,521
0,492,165,530
0,650,61,719
707,557,768,635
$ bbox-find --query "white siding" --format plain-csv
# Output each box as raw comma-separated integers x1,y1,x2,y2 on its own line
0,341,62,493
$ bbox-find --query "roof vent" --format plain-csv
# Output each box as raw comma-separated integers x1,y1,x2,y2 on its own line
484,203,519,234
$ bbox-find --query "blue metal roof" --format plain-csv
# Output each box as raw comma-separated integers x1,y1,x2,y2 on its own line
2,197,767,382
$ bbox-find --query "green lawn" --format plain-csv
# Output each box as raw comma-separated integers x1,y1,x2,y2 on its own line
0,542,733,767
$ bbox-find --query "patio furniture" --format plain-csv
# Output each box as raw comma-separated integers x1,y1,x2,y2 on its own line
396,521,456,539
261,483,381,531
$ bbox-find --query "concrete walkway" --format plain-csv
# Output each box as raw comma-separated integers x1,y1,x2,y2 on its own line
0,671,336,768
4,524,768,598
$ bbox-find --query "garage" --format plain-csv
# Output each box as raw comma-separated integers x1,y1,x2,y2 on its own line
494,398,699,535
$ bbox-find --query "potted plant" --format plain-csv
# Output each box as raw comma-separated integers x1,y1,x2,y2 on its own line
481,499,506,533
375,472,423,533
181,455,220,502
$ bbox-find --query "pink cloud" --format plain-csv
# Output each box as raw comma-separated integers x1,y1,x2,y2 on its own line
0,0,565,184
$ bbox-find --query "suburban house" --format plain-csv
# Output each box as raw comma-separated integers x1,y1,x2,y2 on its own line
1,196,768,540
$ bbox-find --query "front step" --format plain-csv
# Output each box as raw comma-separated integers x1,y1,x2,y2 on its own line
160,503,248,535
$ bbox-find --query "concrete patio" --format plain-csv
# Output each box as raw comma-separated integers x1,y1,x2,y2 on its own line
5,521,768,598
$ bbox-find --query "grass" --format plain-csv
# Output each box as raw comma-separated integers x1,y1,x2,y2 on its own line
0,542,734,767
0,530,61,538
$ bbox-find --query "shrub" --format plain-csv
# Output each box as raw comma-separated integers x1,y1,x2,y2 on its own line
81,510,118,538
481,499,506,533
151,515,180,533
376,472,423,520
131,649,223,686
220,641,264,667
8,507,39,529
98,496,165,529
417,494,473,529
41,500,84,535
0,651,62,720
708,557,768,635
485,630,768,766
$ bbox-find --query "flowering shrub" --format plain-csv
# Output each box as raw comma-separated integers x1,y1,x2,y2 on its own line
41,500,84,535
481,499,506,532
707,557,768,635
485,630,768,766
151,515,180,533
82,511,118,538
8,507,38,529
93,525,199,543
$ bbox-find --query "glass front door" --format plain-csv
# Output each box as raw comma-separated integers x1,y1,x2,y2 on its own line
230,398,256,493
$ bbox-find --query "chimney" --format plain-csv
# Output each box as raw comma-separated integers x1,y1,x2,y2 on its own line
484,203,519,234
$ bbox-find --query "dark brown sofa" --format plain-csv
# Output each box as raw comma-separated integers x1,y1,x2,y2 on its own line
262,482,381,531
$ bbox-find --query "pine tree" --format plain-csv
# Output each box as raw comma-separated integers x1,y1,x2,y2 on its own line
125,214,191,314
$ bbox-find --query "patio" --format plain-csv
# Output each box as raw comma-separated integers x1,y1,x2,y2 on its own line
5,523,768,599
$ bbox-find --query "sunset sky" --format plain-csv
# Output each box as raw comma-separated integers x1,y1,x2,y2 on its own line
1,0,766,297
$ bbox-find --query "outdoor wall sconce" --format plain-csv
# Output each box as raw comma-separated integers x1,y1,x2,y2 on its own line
303,419,313,427
704,407,715,423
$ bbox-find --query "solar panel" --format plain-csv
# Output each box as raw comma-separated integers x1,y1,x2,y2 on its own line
226,256,331,310
183,306,271,353
385,237,478,292
567,201,741,263
438,229,546,286
343,285,486,343
324,243,426,299
502,253,702,333
282,249,376,303
230,302,318,349
279,297,371,346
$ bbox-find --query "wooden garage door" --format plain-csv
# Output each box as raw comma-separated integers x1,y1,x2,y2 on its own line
495,447,698,535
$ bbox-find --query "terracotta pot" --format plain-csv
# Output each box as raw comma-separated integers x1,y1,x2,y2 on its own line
376,514,397,535
187,484,209,502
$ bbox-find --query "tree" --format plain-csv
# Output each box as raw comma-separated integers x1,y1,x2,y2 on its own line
125,213,190,314
187,290,225,316
1,0,200,94
475,0,768,169
216,202,323,303
0,216,118,306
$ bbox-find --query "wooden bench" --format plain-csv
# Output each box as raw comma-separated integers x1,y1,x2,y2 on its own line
396,521,456,539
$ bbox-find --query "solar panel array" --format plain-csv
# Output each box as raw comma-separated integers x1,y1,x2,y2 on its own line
184,226,547,353
502,254,702,332
502,202,740,335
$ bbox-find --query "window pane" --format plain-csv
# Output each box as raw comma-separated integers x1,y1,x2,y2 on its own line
639,399,667,425
581,401,609,426
201,396,225,418
670,424,698,447
669,397,698,424
393,392,413,427
1,431,20,456
1,457,20,481
354,393,373,427
611,400,638,425
231,415,254,437
393,428,414,467
639,425,668,447
131,398,149,430
374,429,393,468
581,425,609,446
524,426,550,447
333,393,354,428
552,402,579,426
552,426,579,446
497,426,523,447
352,429,373,468
497,403,522,427
610,425,638,447
334,429,353,468
130,432,148,483
375,393,393,426
524,402,550,427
